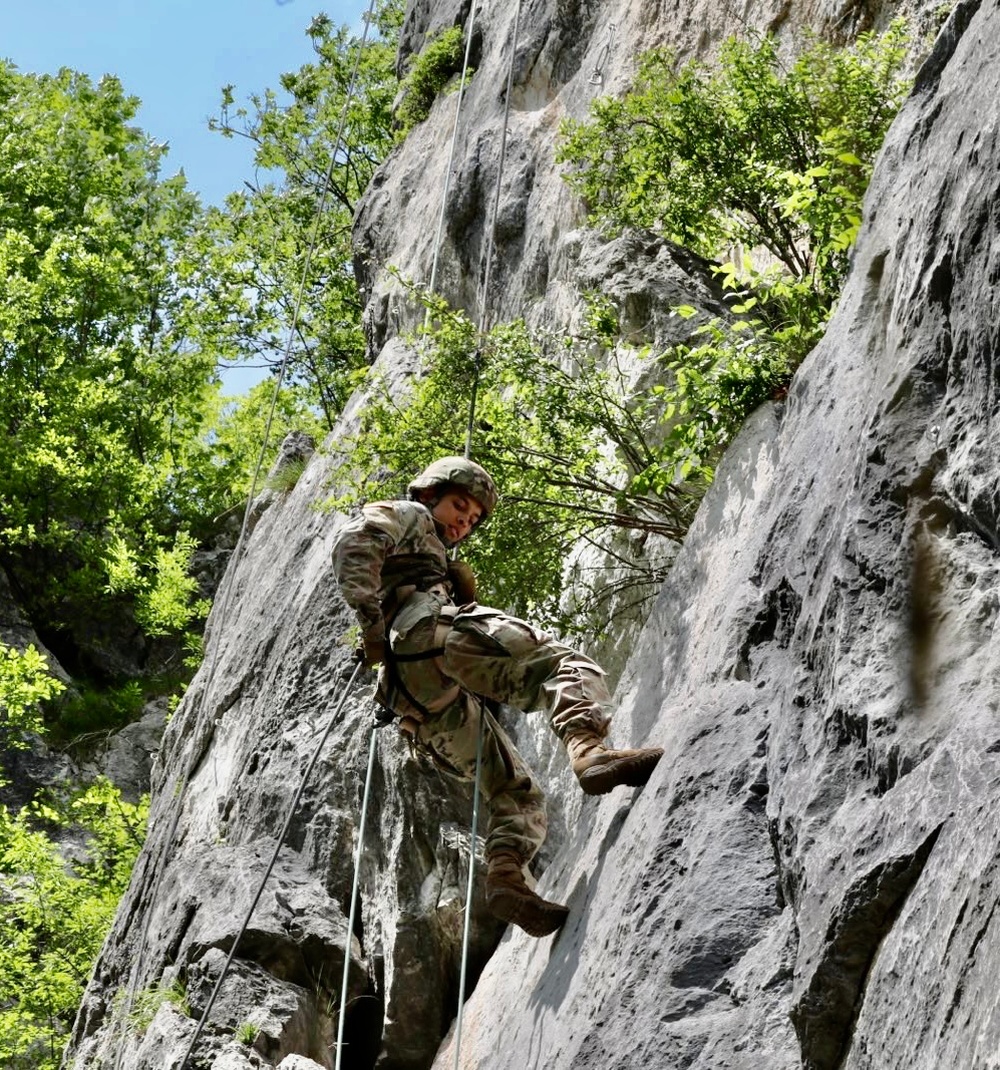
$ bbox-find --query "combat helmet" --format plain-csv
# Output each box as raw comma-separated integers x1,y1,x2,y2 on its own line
407,456,499,522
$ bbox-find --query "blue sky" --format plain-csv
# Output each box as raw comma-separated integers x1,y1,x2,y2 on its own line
2,0,371,206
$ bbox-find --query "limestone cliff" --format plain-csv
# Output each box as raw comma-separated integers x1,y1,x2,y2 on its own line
63,0,1000,1068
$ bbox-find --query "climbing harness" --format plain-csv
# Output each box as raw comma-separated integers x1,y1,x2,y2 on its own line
588,22,617,86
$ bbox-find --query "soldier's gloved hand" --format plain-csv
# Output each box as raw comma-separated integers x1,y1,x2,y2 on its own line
356,633,387,668
448,559,477,604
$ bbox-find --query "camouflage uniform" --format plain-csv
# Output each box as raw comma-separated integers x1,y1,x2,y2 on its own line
330,497,611,863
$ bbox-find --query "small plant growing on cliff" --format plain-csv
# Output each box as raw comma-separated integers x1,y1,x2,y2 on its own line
396,25,468,136
264,456,309,494
235,1020,261,1046
121,978,190,1035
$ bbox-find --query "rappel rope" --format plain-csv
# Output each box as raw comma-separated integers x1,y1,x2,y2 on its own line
452,4,524,1069
427,0,481,300
334,717,378,1070
452,698,487,1070
181,663,363,1070
109,6,381,1069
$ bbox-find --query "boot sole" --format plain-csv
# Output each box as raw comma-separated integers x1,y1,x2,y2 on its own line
487,889,569,937
578,750,663,796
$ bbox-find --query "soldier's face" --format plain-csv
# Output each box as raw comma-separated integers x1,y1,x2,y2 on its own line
429,491,483,544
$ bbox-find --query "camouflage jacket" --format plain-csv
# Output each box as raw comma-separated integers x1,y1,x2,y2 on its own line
330,499,451,643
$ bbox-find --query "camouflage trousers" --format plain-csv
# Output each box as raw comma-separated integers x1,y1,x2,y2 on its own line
383,594,612,863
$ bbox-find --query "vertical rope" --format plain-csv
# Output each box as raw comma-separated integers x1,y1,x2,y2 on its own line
177,664,363,1068
476,0,522,338
453,701,487,1070
334,722,380,1070
428,0,481,299
453,6,524,1068
463,0,522,457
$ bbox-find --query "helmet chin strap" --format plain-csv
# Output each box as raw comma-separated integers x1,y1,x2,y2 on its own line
414,490,455,545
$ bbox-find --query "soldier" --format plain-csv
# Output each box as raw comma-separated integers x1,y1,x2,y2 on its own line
331,456,662,937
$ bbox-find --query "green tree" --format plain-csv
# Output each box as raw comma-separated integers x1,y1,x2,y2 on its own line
180,1,403,430
0,644,66,751
0,62,219,642
558,23,910,305
0,780,148,1070
549,24,914,538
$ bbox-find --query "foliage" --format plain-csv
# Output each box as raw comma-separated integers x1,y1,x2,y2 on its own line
395,25,468,137
265,456,309,494
0,778,148,1069
120,978,189,1036
0,61,226,647
558,23,911,304
53,680,145,741
235,1020,261,1046
185,1,402,430
0,51,345,667
547,23,914,543
103,530,210,637
0,644,66,752
329,291,696,629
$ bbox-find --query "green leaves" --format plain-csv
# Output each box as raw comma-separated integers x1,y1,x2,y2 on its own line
0,644,65,751
0,60,221,640
0,778,148,1069
553,23,912,527
395,25,468,137
190,0,402,426
558,22,912,299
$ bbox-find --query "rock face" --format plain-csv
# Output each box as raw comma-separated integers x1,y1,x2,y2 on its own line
432,1,1000,1068
63,0,1000,1069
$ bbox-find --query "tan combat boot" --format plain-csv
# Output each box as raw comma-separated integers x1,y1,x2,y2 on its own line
566,731,664,796
485,851,570,937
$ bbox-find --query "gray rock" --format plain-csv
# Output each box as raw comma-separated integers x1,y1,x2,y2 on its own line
63,1,1000,1069
276,1055,328,1070
432,2,1000,1069
77,699,168,802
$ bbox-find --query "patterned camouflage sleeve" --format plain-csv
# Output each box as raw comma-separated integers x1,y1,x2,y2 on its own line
330,502,406,641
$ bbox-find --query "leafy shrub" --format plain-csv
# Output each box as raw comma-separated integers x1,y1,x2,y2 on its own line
552,24,913,527
121,978,189,1036
0,644,66,751
396,26,467,136
558,23,911,305
0,779,148,1069
54,680,145,740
